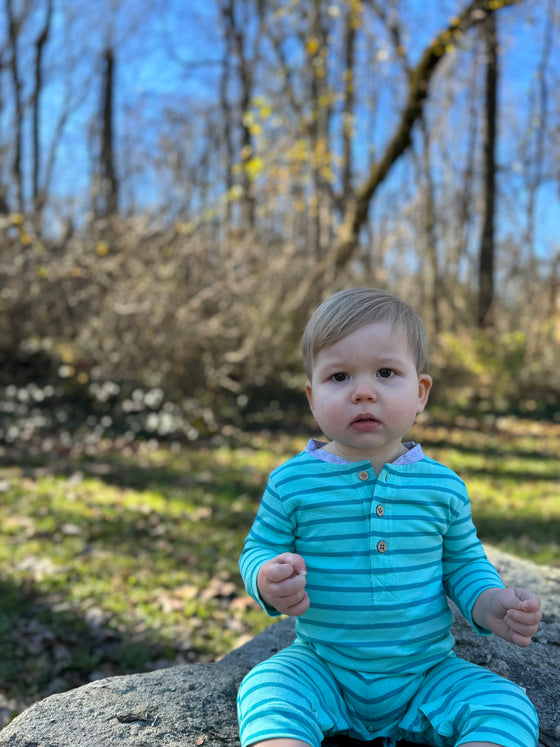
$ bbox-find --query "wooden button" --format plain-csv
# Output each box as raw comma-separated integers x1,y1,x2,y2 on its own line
358,471,369,481
376,505,384,517
377,540,387,554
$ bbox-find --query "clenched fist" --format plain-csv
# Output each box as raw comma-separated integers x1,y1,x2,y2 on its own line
257,552,310,616
473,586,542,648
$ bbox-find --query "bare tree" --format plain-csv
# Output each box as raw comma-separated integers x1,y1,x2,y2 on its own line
220,0,265,231
219,15,234,229
95,46,119,220
418,115,442,334
6,0,25,214
477,11,498,329
328,0,518,283
521,0,555,278
32,0,53,223
340,2,357,201
306,0,333,259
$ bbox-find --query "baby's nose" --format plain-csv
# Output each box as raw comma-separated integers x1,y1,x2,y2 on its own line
352,378,377,402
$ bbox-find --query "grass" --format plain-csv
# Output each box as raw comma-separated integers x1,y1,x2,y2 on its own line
0,417,558,726
414,417,560,564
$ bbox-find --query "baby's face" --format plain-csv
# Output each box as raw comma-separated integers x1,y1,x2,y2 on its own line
306,321,431,465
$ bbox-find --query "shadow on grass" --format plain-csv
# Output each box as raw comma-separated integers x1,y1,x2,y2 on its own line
473,516,560,564
0,575,199,726
1,441,265,503
0,444,265,726
417,437,558,483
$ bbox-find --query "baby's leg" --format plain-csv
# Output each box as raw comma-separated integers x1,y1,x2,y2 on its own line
398,655,539,747
237,641,347,747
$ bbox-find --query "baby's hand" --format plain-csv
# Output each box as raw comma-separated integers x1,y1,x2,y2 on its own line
473,587,542,647
257,552,309,616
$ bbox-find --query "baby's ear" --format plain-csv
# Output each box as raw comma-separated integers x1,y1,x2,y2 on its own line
417,374,432,412
305,382,315,416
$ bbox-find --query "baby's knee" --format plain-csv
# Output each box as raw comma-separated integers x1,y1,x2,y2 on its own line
236,650,341,747
460,683,539,747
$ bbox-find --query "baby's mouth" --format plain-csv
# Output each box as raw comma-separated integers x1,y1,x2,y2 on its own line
351,414,380,430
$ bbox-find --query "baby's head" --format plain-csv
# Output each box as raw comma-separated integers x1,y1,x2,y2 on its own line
301,287,429,381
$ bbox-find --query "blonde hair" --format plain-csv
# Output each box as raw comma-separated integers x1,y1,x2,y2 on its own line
301,287,429,379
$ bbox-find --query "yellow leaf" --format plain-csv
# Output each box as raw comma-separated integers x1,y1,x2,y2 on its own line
306,36,320,54
245,157,264,179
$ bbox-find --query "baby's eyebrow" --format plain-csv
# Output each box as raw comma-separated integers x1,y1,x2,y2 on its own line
320,358,348,370
376,355,408,366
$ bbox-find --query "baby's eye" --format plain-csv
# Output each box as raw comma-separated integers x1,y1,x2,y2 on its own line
331,372,349,382
377,368,394,379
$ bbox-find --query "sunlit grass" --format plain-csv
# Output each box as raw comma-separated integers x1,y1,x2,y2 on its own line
412,418,560,565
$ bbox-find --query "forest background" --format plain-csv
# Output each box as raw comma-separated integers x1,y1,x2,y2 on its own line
0,0,559,729
1,0,559,426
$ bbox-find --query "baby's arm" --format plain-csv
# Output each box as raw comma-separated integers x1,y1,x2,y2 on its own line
472,586,542,647
257,552,309,616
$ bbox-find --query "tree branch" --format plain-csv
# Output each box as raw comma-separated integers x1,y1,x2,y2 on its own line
331,0,520,275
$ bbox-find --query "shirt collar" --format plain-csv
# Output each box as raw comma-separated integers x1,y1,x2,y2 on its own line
305,438,425,466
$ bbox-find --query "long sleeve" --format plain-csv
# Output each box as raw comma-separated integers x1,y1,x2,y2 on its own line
239,469,298,616
441,478,504,632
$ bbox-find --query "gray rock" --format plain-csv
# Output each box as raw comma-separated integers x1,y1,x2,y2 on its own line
1,546,559,747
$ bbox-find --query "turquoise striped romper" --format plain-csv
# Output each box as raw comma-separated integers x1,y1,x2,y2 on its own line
237,441,539,747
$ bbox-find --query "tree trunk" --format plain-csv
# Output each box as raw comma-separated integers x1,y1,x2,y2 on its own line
419,117,442,334
6,0,24,214
307,0,331,260
32,0,53,226
221,0,257,231
97,46,118,220
477,11,498,329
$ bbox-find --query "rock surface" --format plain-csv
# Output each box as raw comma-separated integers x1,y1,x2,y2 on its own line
1,545,559,747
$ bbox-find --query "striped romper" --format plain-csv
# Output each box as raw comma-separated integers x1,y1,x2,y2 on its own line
237,440,539,747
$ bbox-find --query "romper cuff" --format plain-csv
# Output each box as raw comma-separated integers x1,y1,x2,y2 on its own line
245,564,282,617
465,582,506,637
255,590,282,618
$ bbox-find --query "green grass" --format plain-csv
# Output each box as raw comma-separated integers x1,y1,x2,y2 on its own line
0,418,558,725
414,417,560,565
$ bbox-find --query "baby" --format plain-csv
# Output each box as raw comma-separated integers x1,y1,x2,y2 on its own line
237,287,541,747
